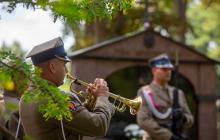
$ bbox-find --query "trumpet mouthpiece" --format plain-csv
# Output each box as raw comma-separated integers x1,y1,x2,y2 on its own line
66,73,75,80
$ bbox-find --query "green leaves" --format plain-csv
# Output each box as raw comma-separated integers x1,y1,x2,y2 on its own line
1,0,133,24
50,0,133,23
187,3,220,58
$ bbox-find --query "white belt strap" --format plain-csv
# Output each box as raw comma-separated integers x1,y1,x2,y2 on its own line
15,118,21,139
142,89,172,119
61,120,67,140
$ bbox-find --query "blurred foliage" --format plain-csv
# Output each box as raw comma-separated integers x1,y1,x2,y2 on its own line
0,0,133,23
186,3,220,58
0,41,26,58
0,50,72,121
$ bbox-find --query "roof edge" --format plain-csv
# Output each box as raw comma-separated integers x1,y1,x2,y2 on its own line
68,29,145,58
68,30,220,64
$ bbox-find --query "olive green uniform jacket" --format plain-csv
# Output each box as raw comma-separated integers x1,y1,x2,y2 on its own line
19,92,115,140
137,83,194,140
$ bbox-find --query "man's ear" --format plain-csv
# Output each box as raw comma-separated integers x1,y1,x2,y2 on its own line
49,62,56,73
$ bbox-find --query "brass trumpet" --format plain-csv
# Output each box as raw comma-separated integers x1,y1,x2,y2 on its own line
66,74,142,115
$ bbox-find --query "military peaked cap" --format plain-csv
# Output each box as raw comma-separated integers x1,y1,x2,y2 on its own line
149,53,174,69
26,37,71,65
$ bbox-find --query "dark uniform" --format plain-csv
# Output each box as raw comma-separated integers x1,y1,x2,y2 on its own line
19,37,115,140
136,54,194,140
1,90,24,140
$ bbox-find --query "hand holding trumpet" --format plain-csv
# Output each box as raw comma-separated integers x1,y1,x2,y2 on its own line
88,78,109,98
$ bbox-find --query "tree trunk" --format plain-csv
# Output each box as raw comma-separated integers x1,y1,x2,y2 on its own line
174,0,187,43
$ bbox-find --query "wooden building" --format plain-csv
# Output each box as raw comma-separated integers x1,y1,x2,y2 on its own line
69,30,219,140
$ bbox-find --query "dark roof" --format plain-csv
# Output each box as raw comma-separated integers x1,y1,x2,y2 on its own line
68,30,220,64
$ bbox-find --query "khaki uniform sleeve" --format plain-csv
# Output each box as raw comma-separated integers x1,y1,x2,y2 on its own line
136,88,172,140
178,90,194,128
60,96,115,137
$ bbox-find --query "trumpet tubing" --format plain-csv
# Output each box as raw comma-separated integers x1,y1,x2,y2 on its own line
66,74,142,115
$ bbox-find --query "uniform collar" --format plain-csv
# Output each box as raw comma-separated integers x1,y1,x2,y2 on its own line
151,82,169,91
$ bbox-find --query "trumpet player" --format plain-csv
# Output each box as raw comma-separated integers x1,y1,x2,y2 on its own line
19,37,115,140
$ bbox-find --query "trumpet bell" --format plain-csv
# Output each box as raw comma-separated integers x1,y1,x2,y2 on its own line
129,96,142,115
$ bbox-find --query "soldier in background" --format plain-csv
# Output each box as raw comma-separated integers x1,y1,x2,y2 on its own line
19,37,115,140
136,53,194,140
